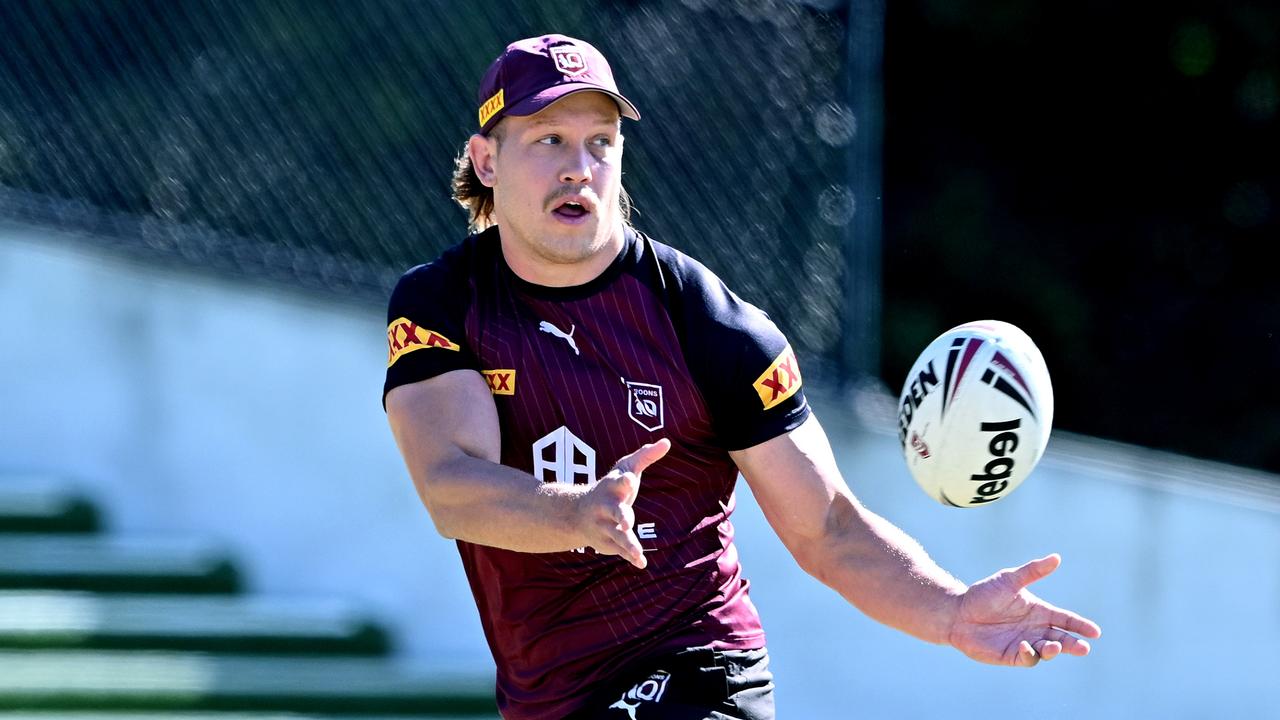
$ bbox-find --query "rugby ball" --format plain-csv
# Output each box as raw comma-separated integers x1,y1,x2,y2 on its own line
897,320,1054,507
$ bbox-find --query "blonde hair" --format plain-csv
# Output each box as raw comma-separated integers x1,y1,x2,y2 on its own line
450,127,635,232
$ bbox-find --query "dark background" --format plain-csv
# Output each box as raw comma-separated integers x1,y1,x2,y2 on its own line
881,1,1280,472
1,0,1276,475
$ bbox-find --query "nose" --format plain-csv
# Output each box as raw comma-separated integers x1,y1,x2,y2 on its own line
559,145,594,185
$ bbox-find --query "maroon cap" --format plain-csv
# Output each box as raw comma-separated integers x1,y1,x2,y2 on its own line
476,34,640,135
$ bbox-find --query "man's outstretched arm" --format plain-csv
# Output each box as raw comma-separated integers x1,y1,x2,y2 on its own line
731,414,1101,666
386,369,667,569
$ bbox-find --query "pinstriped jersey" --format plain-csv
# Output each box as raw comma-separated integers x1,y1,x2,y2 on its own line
383,226,809,720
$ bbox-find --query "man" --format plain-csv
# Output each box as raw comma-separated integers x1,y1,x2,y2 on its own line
384,34,1100,720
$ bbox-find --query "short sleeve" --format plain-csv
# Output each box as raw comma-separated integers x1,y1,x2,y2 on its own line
382,259,481,406
656,244,811,450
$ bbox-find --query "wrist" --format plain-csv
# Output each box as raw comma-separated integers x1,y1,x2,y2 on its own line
541,480,592,548
939,585,967,647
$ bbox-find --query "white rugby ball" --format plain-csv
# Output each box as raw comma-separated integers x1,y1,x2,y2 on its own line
897,320,1054,507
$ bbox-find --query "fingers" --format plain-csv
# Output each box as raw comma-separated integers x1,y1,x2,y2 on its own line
604,522,647,570
610,501,646,569
1015,628,1089,667
589,502,646,569
1048,604,1103,639
602,439,672,504
583,478,647,570
614,438,671,476
1016,638,1061,667
1056,633,1092,657
1008,553,1061,589
1032,639,1062,661
1016,640,1038,667
600,466,642,506
584,440,670,571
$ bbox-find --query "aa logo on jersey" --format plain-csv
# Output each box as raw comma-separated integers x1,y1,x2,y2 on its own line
624,380,664,432
533,426,596,485
753,344,802,410
533,426,595,554
482,369,516,396
386,317,459,368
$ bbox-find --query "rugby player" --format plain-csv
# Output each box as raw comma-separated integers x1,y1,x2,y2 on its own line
384,34,1101,720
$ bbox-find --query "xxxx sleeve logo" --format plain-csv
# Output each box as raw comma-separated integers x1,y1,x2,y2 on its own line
753,344,803,410
387,317,459,367
481,369,516,396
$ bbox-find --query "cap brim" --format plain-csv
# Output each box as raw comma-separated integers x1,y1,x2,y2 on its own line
505,83,641,123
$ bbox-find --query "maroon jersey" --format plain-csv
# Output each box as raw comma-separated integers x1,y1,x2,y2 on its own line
383,227,809,720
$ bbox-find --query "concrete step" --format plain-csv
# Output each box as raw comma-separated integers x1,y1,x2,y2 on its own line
0,591,388,654
0,650,496,714
0,478,99,534
0,536,238,594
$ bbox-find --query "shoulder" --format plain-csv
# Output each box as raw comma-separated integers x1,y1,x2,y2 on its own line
383,230,493,405
393,228,497,293
642,232,723,295
640,231,779,341
388,228,501,315
635,230,808,450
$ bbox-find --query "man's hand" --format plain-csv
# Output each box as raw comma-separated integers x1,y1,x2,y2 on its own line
576,439,671,569
948,553,1102,667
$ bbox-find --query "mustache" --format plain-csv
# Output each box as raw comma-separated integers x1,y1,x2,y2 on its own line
544,186,598,210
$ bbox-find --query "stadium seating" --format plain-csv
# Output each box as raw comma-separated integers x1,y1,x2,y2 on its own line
0,476,497,717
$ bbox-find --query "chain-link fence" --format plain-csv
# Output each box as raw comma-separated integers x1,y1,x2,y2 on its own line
0,0,864,377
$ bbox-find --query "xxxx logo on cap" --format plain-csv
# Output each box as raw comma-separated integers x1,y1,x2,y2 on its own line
478,89,504,128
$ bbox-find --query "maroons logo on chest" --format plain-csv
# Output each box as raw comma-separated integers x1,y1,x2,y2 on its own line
623,379,664,432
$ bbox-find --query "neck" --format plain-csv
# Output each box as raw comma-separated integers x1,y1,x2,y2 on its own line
498,222,626,288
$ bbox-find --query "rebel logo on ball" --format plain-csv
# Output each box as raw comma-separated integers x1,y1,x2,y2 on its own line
897,320,1055,508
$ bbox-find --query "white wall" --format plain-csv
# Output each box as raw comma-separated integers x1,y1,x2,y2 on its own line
733,419,1280,718
3,221,1278,717
0,222,487,666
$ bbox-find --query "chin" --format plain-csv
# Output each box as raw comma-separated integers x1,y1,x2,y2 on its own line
533,228,594,261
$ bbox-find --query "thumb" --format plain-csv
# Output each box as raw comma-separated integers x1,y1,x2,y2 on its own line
1007,553,1061,589
614,438,672,476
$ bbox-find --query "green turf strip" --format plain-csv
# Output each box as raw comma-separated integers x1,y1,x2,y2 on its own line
0,479,99,534
0,651,495,714
0,592,387,654
0,536,238,594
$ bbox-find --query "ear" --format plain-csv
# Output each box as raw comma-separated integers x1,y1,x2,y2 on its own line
468,134,499,188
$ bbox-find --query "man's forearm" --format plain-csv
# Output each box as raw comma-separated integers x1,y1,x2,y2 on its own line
415,453,589,553
800,493,966,645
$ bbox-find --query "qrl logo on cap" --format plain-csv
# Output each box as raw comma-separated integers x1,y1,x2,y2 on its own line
550,46,589,77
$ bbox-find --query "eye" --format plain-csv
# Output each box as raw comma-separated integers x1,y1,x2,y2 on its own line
593,135,615,147
537,135,561,145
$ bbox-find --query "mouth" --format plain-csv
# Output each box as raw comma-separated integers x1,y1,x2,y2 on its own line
550,195,595,225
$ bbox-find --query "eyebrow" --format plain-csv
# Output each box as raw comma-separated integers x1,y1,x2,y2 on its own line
527,113,619,128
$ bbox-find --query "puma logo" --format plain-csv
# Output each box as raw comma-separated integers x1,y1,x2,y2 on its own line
608,696,641,720
607,669,670,718
539,320,580,356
